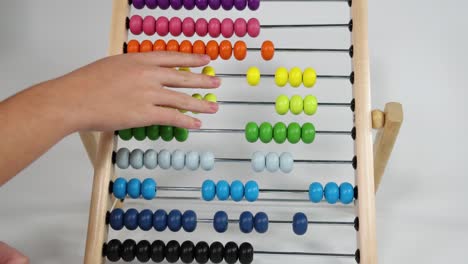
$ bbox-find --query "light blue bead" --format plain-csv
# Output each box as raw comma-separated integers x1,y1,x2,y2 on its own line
113,177,127,199
230,180,244,202
171,150,186,170
244,181,259,202
127,178,141,199
339,182,354,204
216,180,230,201
279,152,294,173
308,182,323,203
324,182,339,204
157,149,171,169
251,151,265,172
200,152,215,171
130,149,144,169
141,178,157,200
266,152,280,172
185,151,200,170
116,148,130,169
144,149,158,169
202,180,216,201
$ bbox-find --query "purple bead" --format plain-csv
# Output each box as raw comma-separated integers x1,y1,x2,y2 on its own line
183,0,196,9
234,0,246,10
247,0,260,10
132,0,146,9
171,0,183,9
146,0,158,9
221,0,234,10
159,0,170,9
195,0,209,10
208,0,221,9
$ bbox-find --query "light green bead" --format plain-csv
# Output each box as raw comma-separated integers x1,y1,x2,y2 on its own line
289,95,303,115
303,95,318,115
202,66,216,76
204,93,217,103
289,67,303,88
275,95,290,115
275,67,289,87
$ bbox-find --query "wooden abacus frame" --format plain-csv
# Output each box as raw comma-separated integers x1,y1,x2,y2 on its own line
80,1,403,263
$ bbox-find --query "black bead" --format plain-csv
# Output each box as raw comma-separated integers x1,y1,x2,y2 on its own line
126,17,130,30
224,242,238,264
123,42,128,54
195,241,210,264
348,19,353,32
209,241,224,264
352,156,357,169
348,0,352,7
180,241,195,263
151,240,165,263
105,239,121,262
136,240,151,262
108,181,114,194
121,239,136,262
354,186,359,199
349,45,354,58
354,217,360,231
350,71,355,84
351,127,356,140
355,249,361,263
350,99,355,112
165,240,181,263
239,242,254,264
111,151,117,164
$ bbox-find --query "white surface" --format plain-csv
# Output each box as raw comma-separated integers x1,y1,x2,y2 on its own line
0,1,467,264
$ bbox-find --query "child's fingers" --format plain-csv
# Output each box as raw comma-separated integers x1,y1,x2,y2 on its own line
155,68,220,89
149,106,202,129
155,89,218,114
0,242,29,264
140,52,211,68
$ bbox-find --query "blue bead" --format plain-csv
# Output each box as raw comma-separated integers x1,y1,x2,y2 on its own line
167,209,182,232
124,208,139,230
308,182,323,203
216,180,230,201
213,211,228,233
324,182,340,204
127,178,141,199
153,209,168,232
113,178,127,199
339,182,354,204
254,212,269,233
239,211,254,233
138,209,153,231
230,180,244,202
292,212,308,235
109,209,124,230
141,178,157,200
244,181,259,202
201,180,216,201
182,210,197,232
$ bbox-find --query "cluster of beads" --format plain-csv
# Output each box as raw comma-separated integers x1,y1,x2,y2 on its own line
113,178,157,200
182,93,217,114
213,211,268,233
202,180,259,202
275,95,318,115
118,125,188,142
275,67,317,88
115,149,215,171
309,182,355,204
244,122,316,144
131,0,261,11
250,152,293,173
129,16,260,38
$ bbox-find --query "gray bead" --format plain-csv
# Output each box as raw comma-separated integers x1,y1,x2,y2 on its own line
158,149,172,170
200,152,215,171
185,151,200,170
144,149,158,169
279,152,294,173
251,151,266,172
266,152,280,172
171,150,186,170
130,149,144,169
115,148,130,169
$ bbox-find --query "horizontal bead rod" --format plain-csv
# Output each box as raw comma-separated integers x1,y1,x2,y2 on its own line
188,129,351,135
217,73,349,79
196,218,354,226
214,158,353,164
254,251,355,258
260,24,349,29
248,47,350,53
218,101,351,107
129,195,353,204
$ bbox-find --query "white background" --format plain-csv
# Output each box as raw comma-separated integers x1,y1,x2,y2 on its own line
0,0,467,264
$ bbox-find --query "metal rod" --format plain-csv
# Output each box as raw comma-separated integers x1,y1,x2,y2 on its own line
214,158,353,164
196,218,354,226
217,73,349,79
189,129,351,135
254,251,355,258
218,101,351,107
260,24,349,29
248,47,349,52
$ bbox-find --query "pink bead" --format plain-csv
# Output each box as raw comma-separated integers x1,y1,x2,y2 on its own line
129,15,143,35
234,18,247,37
247,18,261,38
221,18,234,38
143,16,156,36
169,17,183,37
156,16,169,36
195,18,208,37
182,17,196,37
208,18,221,38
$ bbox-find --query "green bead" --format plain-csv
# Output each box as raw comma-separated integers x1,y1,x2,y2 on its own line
275,95,289,115
302,123,316,144
290,95,304,115
160,126,174,142
174,127,189,142
132,127,146,141
259,122,273,143
303,95,318,115
245,122,259,143
146,125,160,141
118,128,132,141
273,122,287,144
287,122,301,144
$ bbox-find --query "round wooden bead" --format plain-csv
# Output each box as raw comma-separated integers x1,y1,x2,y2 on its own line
171,0,183,9
113,177,127,199
239,211,254,233
186,151,200,170
290,95,304,115
259,122,273,143
209,242,224,264
233,41,247,60
146,125,160,140
275,95,289,115
168,209,183,232
246,66,260,86
206,40,219,60
221,18,234,38
171,150,185,170
166,39,180,52
191,93,203,114
213,211,229,233
180,241,195,264
308,182,323,203
234,18,247,37
138,209,154,231
141,178,157,200
222,0,234,10
279,152,294,173
159,0,171,9
303,67,317,88
202,180,216,201
133,127,146,141
160,126,174,141
224,242,238,264
261,41,274,61
141,40,153,52
247,0,260,10
234,0,247,10
293,212,308,235
372,110,385,129
254,212,268,233
109,208,124,230
266,152,280,172
238,242,254,264
153,209,168,231
150,240,166,262
245,122,259,143
136,240,151,262
304,95,318,115
289,67,303,88
182,210,197,232
287,122,302,144
339,182,354,204
275,67,289,87
273,122,287,144
133,0,145,9
324,182,339,204
153,39,167,51
143,16,156,36
247,18,260,37
179,40,193,53
127,178,141,199
182,17,196,37
129,15,143,35
195,0,209,10
208,18,221,38
195,18,209,36
301,122,316,144
121,239,137,262
118,128,132,141
251,151,265,172
200,152,215,171
146,0,158,8
219,40,233,60
195,242,210,264
230,180,244,202
144,149,158,169
202,66,216,76
156,16,170,36
130,149,144,169
127,40,140,53
106,239,121,262
204,93,217,102
169,17,183,36
157,149,172,169
165,240,181,263
216,180,230,200
193,40,206,54
244,181,259,202
116,148,130,169
183,0,196,9
209,0,221,9
124,209,139,230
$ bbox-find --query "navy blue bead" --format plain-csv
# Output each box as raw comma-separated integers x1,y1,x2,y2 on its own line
254,212,269,233
138,209,153,231
182,210,197,232
153,209,168,232
292,212,308,235
239,211,254,233
113,178,127,199
109,208,124,230
168,209,183,232
124,208,139,230
213,211,228,233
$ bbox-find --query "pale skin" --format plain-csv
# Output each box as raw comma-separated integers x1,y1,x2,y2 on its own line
0,52,220,263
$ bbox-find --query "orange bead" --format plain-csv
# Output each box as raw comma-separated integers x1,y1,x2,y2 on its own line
179,40,193,54
166,39,180,52
261,40,275,61
206,40,219,60
192,40,206,55
140,40,153,52
153,39,167,51
219,40,233,60
127,40,140,53
233,41,247,61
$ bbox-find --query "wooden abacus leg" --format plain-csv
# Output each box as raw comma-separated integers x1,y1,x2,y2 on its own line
372,102,404,192
79,131,99,167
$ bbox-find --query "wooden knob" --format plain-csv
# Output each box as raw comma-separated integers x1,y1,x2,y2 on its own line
372,110,385,129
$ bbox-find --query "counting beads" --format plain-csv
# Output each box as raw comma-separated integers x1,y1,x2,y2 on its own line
308,182,355,204
244,122,316,144
275,67,317,88
213,211,228,232
201,180,259,202
131,0,260,10
246,66,261,86
118,125,188,142
230,180,245,202
292,212,308,235
250,151,294,173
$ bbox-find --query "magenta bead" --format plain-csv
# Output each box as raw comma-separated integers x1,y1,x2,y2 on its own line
182,17,196,37
195,18,208,37
129,15,143,35
156,17,169,36
221,18,234,38
169,17,182,37
247,18,260,38
146,0,158,9
234,18,247,37
234,0,247,10
208,18,221,38
143,16,156,36
248,0,260,10
133,0,145,9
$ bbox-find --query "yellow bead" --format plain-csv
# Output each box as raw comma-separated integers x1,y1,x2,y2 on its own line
179,109,188,113
275,95,290,115
204,93,217,103
192,93,203,114
179,67,191,72
275,67,289,87
303,67,317,88
246,66,261,86
289,67,303,88
303,95,318,115
202,66,216,76
289,95,303,115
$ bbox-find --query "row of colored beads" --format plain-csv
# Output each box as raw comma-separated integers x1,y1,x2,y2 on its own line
113,178,157,200
118,125,188,141
244,122,316,144
250,152,293,173
309,182,355,204
131,0,260,11
275,95,318,115
202,180,259,202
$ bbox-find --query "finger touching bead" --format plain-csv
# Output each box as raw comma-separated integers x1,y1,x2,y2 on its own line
179,40,193,54
166,39,180,52
153,39,167,51
146,125,160,140
140,40,153,52
127,40,140,53
202,66,216,76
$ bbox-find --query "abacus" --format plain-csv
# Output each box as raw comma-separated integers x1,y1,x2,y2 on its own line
79,0,404,263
